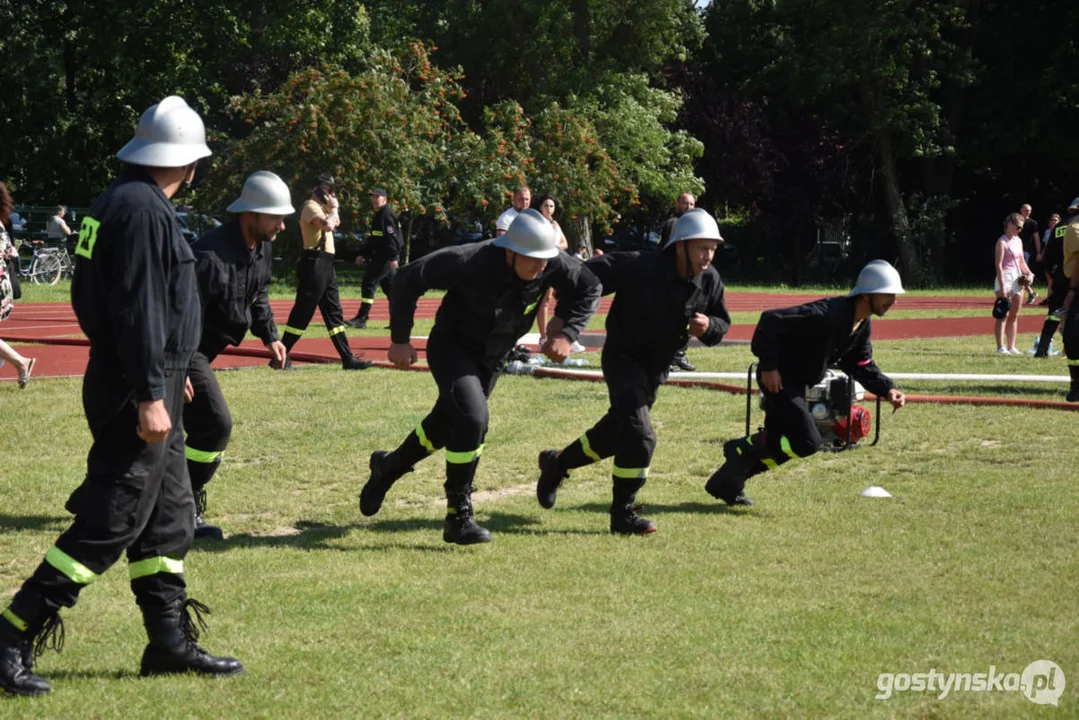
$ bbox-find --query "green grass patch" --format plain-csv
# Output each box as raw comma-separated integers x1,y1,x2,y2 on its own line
0,341,1076,716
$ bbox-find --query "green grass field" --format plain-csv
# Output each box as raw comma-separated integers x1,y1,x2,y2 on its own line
1,308,1077,717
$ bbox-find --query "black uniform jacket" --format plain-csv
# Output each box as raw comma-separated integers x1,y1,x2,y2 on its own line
72,167,201,403
587,249,730,378
1045,218,1070,279
391,241,601,367
365,205,402,262
190,217,278,359
751,295,895,397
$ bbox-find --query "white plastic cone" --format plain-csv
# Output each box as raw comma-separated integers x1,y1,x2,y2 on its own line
861,486,892,498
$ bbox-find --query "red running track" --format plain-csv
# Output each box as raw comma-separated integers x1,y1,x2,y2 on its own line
0,293,1056,382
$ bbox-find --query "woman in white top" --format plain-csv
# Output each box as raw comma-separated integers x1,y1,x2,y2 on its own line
994,212,1035,354
534,194,571,346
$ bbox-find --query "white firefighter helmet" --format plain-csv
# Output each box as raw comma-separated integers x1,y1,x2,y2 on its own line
117,96,212,168
494,208,560,259
667,208,724,248
227,171,295,215
849,260,905,296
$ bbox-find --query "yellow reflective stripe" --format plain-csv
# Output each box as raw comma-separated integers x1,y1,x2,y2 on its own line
1069,359,1079,367
612,465,648,479
524,300,539,315
185,445,221,464
446,445,484,465
329,325,347,336
371,230,384,236
45,546,98,585
1,607,28,632
779,436,798,459
761,457,779,470
129,556,184,580
416,424,435,453
361,297,375,304
580,434,601,462
283,325,305,336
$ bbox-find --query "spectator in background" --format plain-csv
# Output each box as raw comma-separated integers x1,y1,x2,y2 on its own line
0,339,35,389
994,212,1035,354
1040,213,1061,302
0,183,21,300
532,194,571,347
495,185,531,236
1018,203,1039,304
46,205,74,242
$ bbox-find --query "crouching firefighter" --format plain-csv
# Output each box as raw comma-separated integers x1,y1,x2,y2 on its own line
279,174,372,369
184,171,294,541
0,97,241,697
359,209,600,544
706,260,908,506
536,208,732,535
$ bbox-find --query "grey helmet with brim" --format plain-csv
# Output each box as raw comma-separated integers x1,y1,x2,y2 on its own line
666,208,724,248
494,208,560,259
227,171,295,215
117,96,212,168
849,260,905,296
1068,197,1079,213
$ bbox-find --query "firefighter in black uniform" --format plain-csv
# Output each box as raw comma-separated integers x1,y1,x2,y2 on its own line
279,174,372,369
0,96,241,697
347,187,400,328
358,209,601,544
1058,199,1079,401
660,192,697,372
705,260,908,506
185,171,294,541
1033,199,1076,359
535,208,731,535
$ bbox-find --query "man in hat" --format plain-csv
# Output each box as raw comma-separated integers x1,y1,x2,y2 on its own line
279,174,372,369
535,208,731,535
0,96,242,697
705,260,908,506
358,209,600,545
347,187,400,328
184,171,294,542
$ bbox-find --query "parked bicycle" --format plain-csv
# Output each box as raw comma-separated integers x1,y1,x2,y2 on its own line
13,239,64,285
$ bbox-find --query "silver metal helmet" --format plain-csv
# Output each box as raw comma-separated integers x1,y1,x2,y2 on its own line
1068,197,1079,213
849,260,905,296
227,171,295,215
493,208,560,259
116,96,212,168
667,208,723,248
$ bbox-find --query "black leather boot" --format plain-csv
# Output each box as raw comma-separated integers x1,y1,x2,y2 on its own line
443,490,491,545
0,614,62,697
705,439,754,506
536,450,568,509
347,303,372,329
359,450,413,516
139,599,243,678
670,349,696,372
331,333,374,370
609,479,657,535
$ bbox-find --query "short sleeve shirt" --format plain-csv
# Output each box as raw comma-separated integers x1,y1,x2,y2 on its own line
496,207,519,233
300,199,335,255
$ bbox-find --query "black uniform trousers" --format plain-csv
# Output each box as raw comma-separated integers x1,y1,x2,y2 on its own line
3,369,193,636
396,335,499,492
757,382,822,463
359,257,395,309
282,251,351,356
182,351,231,494
557,350,659,486
1034,274,1068,357
1062,302,1079,389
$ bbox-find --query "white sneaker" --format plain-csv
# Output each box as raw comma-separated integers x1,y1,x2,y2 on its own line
1008,348,1023,355
995,347,1010,355
570,341,586,353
